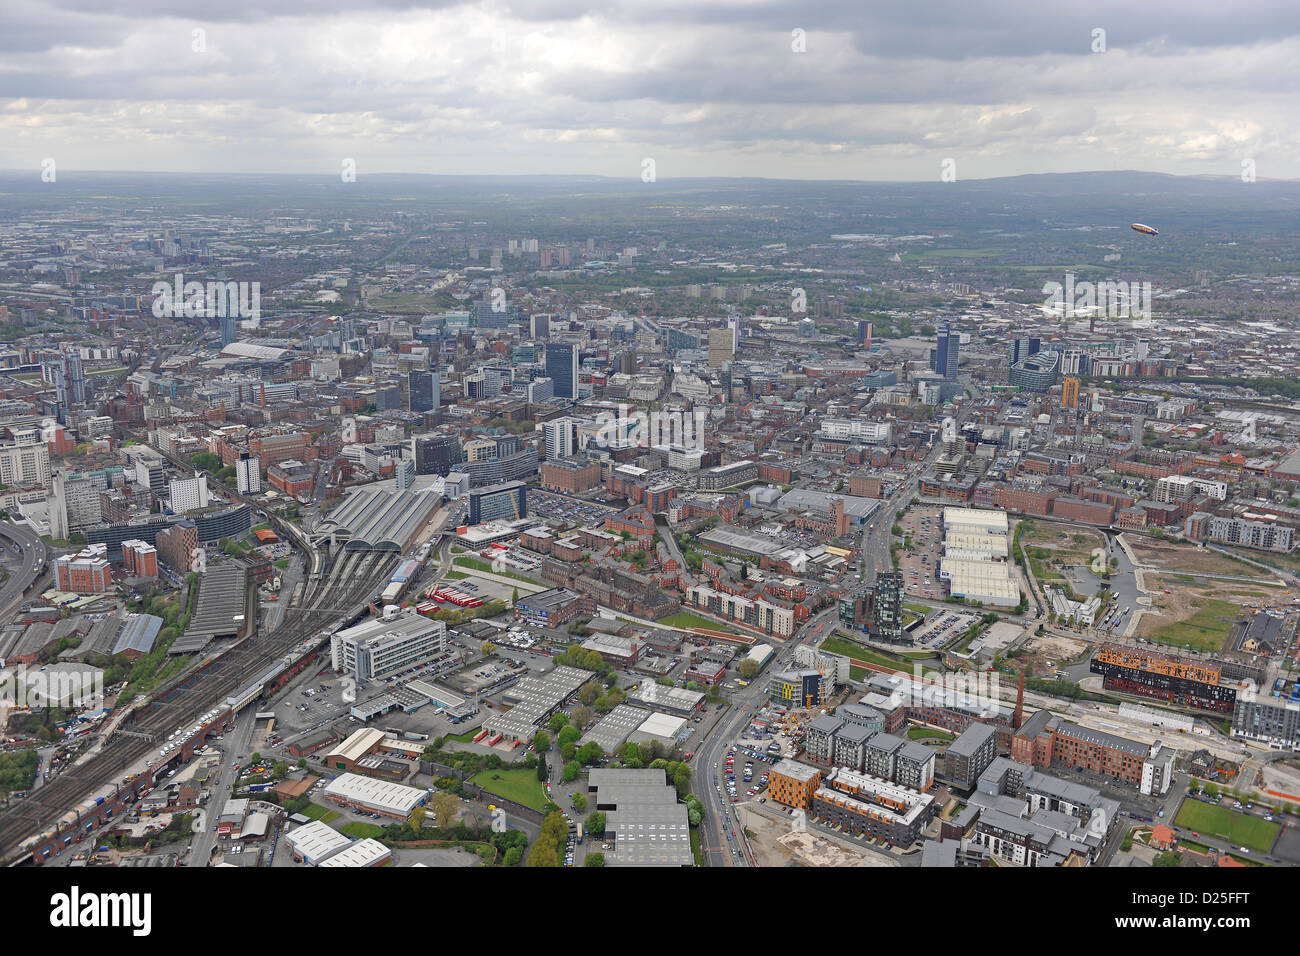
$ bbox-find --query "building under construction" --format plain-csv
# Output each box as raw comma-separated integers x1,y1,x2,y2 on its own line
1090,643,1239,713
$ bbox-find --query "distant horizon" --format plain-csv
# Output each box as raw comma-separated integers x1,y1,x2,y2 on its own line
2,168,1298,186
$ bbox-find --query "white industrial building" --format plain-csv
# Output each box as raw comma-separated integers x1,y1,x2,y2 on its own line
322,772,427,820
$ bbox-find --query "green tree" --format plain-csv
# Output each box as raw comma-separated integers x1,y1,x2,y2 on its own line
562,760,581,783
532,730,551,753
548,713,569,733
584,852,605,867
431,792,458,829
504,846,523,866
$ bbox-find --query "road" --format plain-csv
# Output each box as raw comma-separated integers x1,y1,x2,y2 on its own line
692,605,842,866
0,521,49,616
686,439,938,866
188,705,259,865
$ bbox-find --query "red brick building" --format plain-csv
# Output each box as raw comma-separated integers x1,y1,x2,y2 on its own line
55,545,112,594
539,457,602,493
121,539,159,580
156,520,200,572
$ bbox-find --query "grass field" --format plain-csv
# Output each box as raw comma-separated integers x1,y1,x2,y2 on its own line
819,636,930,673
1148,599,1238,652
470,768,548,811
907,726,954,742
299,803,341,824
452,556,540,584
659,611,735,632
1174,800,1279,853
339,821,386,839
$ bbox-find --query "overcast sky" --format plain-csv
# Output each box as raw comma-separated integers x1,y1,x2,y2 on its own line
2,0,1298,181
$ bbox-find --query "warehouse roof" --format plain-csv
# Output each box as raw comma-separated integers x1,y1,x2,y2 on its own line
112,613,164,657
324,772,426,816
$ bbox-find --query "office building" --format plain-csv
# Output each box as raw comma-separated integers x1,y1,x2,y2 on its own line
708,327,735,368
408,369,439,413
931,326,960,379
1008,336,1040,367
412,432,460,476
1009,349,1061,392
467,480,527,525
0,438,51,487
514,587,583,629
50,471,102,539
330,611,448,684
545,342,579,399
527,377,554,404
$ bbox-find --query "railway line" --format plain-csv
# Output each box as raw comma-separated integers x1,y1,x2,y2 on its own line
0,548,395,863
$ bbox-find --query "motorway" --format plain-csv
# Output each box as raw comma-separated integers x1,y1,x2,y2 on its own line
0,521,49,617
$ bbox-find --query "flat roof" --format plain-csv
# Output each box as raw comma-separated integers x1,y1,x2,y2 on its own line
285,820,351,861
324,772,426,816
316,838,391,868
324,727,387,765
771,759,822,784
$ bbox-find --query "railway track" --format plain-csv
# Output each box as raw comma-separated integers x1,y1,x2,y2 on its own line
0,548,395,861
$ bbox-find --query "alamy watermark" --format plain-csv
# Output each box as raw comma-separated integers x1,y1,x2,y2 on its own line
1042,272,1151,320
152,273,261,321
1,664,104,709
886,663,1003,718
592,404,707,452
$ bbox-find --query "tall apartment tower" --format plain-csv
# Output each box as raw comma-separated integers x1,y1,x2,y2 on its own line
236,453,262,494
542,418,576,461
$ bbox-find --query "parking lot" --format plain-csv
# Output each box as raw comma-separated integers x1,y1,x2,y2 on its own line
910,608,980,648
526,489,619,524
896,504,944,600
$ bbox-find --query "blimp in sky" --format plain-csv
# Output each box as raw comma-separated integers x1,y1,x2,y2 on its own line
1131,222,1159,236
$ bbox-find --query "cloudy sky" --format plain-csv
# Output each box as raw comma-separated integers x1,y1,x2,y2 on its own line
2,0,1298,181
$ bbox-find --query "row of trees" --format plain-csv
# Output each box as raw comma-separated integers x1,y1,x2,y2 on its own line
525,810,571,867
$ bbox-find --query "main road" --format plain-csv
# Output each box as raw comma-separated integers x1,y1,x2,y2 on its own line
690,442,932,865
0,521,49,617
